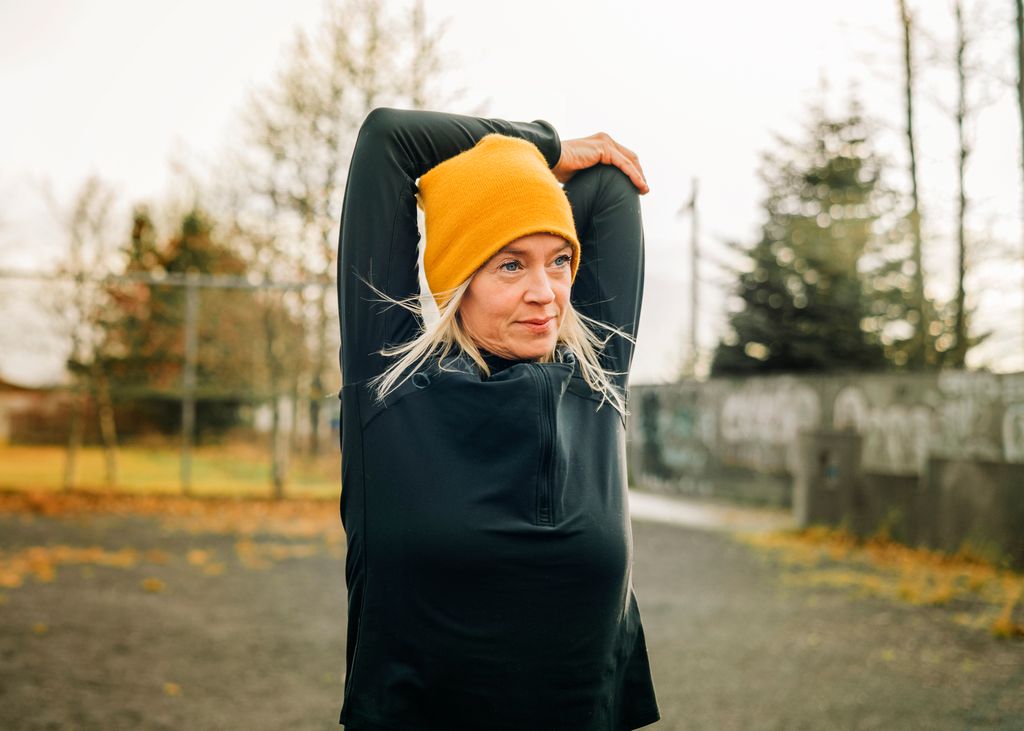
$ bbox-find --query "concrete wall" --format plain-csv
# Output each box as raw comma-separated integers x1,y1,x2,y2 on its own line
791,428,1024,569
628,369,1024,507
919,458,1024,568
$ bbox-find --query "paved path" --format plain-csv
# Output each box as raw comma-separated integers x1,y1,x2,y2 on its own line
628,489,794,534
0,490,1021,730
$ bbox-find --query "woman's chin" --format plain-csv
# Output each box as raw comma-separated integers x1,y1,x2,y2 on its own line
509,335,557,360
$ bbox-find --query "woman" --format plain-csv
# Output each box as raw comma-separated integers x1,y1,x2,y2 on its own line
336,106,659,731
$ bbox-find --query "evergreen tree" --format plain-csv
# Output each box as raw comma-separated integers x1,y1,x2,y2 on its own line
711,96,891,375
101,206,299,440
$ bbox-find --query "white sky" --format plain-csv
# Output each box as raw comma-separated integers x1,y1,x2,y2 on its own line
1,0,1022,386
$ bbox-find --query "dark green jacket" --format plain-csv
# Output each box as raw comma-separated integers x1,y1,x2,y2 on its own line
336,107,659,730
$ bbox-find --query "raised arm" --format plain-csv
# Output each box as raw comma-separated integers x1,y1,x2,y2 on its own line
563,164,646,390
550,134,648,389
336,107,562,386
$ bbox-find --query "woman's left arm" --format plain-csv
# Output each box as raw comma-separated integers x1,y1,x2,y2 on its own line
337,107,562,386
556,133,650,385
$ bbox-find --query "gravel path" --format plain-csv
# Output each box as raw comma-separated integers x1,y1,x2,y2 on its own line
0,492,1021,730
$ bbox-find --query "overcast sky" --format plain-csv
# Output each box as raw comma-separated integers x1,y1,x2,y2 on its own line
1,0,1021,386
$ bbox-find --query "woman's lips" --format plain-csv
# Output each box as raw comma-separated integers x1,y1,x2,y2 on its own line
518,317,553,333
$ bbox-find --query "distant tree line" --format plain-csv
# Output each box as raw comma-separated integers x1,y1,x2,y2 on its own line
43,0,466,493
710,0,1020,377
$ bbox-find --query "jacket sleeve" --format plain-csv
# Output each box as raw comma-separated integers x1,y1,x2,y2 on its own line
564,164,646,390
336,106,562,386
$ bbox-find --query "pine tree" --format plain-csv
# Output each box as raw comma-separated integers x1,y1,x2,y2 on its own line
712,96,891,375
100,206,297,439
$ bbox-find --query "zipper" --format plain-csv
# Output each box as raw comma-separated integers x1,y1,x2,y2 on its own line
530,365,556,526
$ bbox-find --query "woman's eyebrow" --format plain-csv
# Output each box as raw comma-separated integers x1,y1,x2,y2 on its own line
499,242,573,256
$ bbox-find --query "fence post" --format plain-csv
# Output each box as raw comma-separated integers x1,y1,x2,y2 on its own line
180,270,199,496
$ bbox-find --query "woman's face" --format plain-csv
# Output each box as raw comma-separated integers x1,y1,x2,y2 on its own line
458,233,574,360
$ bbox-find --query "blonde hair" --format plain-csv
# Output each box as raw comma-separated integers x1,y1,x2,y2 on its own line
358,273,635,420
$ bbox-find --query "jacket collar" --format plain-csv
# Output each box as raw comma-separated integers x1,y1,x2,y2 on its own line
436,344,576,378
476,343,576,374
479,348,533,373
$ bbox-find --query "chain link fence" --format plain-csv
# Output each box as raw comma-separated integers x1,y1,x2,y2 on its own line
0,269,341,499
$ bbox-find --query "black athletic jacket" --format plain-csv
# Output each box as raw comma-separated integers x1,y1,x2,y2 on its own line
336,107,660,731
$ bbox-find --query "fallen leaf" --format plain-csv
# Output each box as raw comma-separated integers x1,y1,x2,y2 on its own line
186,549,211,566
164,682,181,696
142,577,165,593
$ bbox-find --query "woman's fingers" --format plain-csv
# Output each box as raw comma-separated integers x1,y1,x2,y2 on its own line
606,145,649,194
611,141,648,191
614,140,641,172
553,134,650,193
594,133,648,194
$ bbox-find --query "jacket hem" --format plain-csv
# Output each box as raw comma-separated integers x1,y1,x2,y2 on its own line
340,707,662,731
625,704,662,729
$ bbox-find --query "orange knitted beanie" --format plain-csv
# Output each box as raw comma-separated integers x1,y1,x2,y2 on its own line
417,133,581,310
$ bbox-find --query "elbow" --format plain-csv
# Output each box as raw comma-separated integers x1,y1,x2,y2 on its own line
358,106,402,145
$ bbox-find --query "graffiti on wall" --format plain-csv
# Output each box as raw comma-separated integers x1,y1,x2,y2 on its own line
998,374,1024,462
1004,403,1024,462
719,378,820,473
630,371,1024,485
832,386,932,474
637,389,715,475
933,371,1004,461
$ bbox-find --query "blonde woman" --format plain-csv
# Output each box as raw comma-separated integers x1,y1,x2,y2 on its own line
336,106,658,730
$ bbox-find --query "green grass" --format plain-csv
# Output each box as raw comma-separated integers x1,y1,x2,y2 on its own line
0,443,339,499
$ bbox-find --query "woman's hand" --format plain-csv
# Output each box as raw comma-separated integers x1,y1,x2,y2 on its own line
552,132,650,194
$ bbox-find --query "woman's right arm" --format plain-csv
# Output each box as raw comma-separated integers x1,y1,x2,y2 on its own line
336,107,562,386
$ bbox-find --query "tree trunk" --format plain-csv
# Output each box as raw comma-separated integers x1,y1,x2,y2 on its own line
308,297,326,457
91,362,119,487
289,371,303,457
952,0,970,366
62,378,85,492
1016,0,1024,361
898,0,929,369
263,300,286,499
270,394,286,499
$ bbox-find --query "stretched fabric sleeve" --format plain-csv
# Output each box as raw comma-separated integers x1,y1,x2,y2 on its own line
336,107,562,386
563,164,646,388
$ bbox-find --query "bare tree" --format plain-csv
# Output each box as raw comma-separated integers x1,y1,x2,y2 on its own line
897,0,932,368
43,176,122,489
949,1,981,364
1016,0,1024,361
919,1,1004,366
209,0,464,492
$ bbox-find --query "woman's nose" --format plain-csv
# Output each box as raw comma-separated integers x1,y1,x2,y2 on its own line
523,270,556,303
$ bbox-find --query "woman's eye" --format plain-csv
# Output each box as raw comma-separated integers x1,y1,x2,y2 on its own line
498,256,569,273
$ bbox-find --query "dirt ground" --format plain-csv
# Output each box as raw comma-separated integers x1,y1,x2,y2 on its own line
1,490,1022,730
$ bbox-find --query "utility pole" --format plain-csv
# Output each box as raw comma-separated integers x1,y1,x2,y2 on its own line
679,177,700,379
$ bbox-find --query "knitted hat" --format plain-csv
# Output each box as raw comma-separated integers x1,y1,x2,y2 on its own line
417,133,581,310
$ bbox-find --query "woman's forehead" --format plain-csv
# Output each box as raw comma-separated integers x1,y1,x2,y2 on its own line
496,234,571,257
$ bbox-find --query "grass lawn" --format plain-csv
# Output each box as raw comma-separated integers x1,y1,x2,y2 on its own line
0,443,339,499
